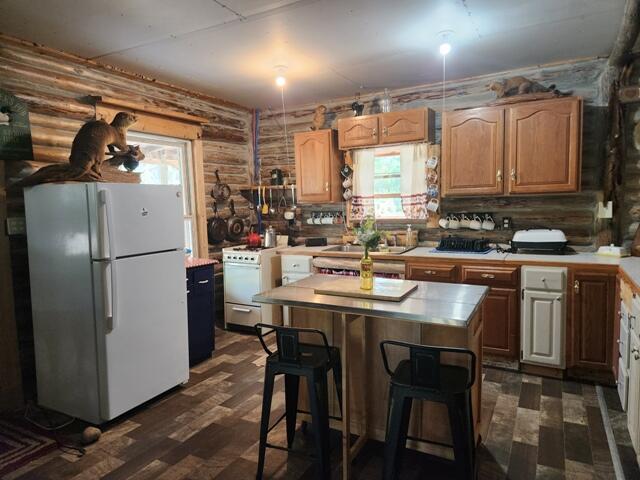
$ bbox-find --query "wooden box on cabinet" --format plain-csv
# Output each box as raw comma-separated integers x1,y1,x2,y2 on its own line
337,108,434,149
442,97,582,197
567,269,615,383
294,129,343,203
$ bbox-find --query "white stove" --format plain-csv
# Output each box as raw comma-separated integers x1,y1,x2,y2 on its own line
222,245,282,328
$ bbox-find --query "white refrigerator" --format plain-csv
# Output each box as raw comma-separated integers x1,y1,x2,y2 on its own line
24,183,189,424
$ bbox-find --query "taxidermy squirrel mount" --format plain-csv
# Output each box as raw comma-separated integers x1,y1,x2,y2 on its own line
310,105,327,130
488,76,560,98
13,112,144,187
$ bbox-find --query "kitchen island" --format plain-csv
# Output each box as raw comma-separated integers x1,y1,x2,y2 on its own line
253,274,488,479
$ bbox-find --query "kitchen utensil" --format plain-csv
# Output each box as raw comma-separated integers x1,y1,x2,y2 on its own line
482,214,495,231
226,199,244,241
207,200,227,244
269,189,275,215
211,169,231,202
469,215,482,230
264,225,277,248
261,186,269,215
448,215,460,229
291,183,296,208
257,185,262,211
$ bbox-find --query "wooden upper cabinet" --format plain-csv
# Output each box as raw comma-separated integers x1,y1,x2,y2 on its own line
380,108,434,144
507,97,582,194
294,129,342,203
442,107,505,196
337,115,379,149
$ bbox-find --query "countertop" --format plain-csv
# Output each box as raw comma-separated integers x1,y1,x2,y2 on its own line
620,257,640,290
253,274,488,328
277,245,623,267
185,257,218,269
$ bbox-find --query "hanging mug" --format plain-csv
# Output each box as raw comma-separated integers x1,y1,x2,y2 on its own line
426,198,439,213
427,171,438,184
342,177,352,189
438,216,450,229
448,214,460,229
426,156,439,169
482,214,496,231
343,188,353,200
460,214,471,229
469,215,483,230
427,184,439,197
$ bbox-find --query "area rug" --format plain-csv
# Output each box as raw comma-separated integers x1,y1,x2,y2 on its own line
0,418,57,477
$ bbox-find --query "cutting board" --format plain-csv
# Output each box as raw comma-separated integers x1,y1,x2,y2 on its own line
314,277,418,302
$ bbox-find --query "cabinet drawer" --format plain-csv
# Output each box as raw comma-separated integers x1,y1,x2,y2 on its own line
281,255,314,274
461,265,518,286
618,357,629,411
406,263,457,282
192,266,214,292
521,266,566,291
225,302,261,328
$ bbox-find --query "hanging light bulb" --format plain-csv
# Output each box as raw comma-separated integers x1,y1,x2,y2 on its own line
439,42,451,56
437,30,454,57
275,75,286,87
274,64,288,88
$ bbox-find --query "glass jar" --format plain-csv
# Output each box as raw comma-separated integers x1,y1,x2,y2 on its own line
380,88,392,113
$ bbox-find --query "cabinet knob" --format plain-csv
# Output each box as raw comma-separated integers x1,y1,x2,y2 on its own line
511,169,517,181
372,128,377,137
496,170,502,182
481,273,495,279
325,182,329,192
382,126,388,136
424,270,436,275
574,280,580,294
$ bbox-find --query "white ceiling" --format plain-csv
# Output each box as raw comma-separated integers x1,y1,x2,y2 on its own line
0,0,626,108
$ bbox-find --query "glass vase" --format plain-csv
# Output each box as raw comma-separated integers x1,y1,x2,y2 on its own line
360,250,373,290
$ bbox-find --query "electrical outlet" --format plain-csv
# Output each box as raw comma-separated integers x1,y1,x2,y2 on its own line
6,217,26,235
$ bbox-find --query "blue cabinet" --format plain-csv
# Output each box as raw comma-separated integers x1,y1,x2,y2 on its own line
186,264,215,365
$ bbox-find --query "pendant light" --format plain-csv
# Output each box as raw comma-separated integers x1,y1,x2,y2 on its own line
274,65,293,205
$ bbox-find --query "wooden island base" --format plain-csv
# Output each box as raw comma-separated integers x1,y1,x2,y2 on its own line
287,307,484,468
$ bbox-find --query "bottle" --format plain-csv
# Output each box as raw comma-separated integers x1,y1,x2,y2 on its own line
405,224,415,247
381,88,392,113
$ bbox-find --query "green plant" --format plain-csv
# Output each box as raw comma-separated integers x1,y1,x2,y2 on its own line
353,216,385,258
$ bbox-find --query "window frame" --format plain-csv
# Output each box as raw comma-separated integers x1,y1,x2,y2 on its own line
372,150,407,221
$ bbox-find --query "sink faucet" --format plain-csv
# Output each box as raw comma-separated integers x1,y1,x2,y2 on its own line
391,234,398,247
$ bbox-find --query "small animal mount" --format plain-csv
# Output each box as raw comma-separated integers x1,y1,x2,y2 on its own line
0,111,9,126
310,105,327,130
489,76,559,98
13,112,141,187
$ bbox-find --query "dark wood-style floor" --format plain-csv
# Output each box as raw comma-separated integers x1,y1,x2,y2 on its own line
4,328,640,480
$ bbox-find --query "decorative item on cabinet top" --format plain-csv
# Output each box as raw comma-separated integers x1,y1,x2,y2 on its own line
337,108,435,150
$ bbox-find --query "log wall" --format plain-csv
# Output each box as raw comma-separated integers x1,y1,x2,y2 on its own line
258,58,610,249
0,34,254,402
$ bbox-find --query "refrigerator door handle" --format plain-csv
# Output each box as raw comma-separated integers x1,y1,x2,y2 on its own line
100,189,118,330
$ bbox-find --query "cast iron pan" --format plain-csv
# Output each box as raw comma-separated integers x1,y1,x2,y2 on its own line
226,199,244,241
211,169,231,202
207,200,227,244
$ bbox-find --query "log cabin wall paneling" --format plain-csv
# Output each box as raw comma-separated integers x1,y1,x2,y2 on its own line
0,34,254,403
258,57,609,248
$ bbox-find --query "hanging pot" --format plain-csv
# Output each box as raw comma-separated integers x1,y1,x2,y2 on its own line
211,169,231,202
207,200,227,244
226,199,244,241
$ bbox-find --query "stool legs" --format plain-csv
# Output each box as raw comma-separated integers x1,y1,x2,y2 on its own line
284,374,300,448
307,371,331,480
383,386,413,480
257,365,275,480
447,392,475,480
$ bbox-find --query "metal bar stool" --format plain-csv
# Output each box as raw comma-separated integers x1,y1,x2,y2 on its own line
255,323,343,480
380,340,477,480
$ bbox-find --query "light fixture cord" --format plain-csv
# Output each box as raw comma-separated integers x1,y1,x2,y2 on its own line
280,86,290,180
442,54,446,115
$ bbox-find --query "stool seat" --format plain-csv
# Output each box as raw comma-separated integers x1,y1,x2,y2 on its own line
267,342,341,371
391,359,471,395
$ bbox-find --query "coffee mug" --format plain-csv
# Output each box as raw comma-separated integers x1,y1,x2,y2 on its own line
426,156,438,169
343,188,353,200
482,214,495,231
306,217,314,225
469,215,482,230
427,184,439,197
460,214,471,229
438,217,450,229
427,171,438,184
342,177,352,189
448,215,460,229
426,198,439,212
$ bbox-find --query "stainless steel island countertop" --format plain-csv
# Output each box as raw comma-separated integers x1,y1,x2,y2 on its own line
252,274,488,327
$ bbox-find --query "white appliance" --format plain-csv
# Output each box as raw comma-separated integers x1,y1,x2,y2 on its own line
520,266,567,368
511,229,568,253
281,255,315,325
24,183,189,424
618,299,631,410
223,245,281,328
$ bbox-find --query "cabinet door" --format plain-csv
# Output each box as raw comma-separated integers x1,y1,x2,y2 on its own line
482,287,518,357
380,109,433,144
405,263,458,283
569,271,614,371
507,97,582,194
337,115,379,149
522,290,564,367
442,107,505,196
628,335,640,451
294,130,333,203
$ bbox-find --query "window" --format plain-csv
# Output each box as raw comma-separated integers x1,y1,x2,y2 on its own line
373,152,404,219
124,132,197,253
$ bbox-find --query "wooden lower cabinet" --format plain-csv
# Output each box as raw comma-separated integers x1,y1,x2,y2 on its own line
481,287,519,357
567,270,615,381
405,262,458,283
